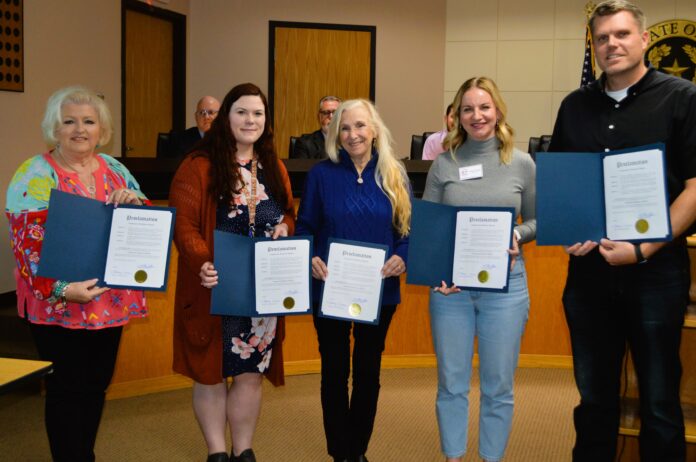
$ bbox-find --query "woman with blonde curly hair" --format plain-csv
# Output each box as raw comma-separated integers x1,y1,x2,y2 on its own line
424,77,536,462
296,99,411,462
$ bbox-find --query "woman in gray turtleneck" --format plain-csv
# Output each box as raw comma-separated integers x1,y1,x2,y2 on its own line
423,76,536,462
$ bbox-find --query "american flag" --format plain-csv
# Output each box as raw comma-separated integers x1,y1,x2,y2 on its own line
581,1,597,87
581,23,597,87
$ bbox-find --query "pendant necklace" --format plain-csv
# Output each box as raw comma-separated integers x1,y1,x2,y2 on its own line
241,158,259,237
56,148,97,198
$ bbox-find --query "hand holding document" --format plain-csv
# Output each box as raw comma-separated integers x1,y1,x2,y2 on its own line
320,239,387,325
407,200,514,292
536,144,671,245
211,231,312,317
38,189,175,291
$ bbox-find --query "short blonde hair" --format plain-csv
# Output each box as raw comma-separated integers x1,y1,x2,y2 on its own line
444,76,515,164
325,99,411,236
41,86,113,147
590,0,646,34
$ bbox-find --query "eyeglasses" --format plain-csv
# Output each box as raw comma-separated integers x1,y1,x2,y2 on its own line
319,110,336,117
196,109,219,118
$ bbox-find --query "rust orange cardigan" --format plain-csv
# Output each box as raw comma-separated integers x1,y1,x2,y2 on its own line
169,154,295,386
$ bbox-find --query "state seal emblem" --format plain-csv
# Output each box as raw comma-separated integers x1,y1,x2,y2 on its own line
645,19,696,83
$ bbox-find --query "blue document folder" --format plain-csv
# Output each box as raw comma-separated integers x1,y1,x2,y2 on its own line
318,238,387,326
536,144,671,246
406,199,514,292
211,231,312,317
37,189,175,291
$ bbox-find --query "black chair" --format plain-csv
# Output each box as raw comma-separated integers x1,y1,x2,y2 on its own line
288,136,298,158
410,134,426,160
156,132,171,158
422,131,435,140
527,135,552,162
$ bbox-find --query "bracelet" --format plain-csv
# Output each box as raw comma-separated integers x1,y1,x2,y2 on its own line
633,243,647,264
60,283,70,305
49,280,69,305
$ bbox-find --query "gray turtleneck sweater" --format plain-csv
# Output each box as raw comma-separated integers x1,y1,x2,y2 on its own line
422,137,536,243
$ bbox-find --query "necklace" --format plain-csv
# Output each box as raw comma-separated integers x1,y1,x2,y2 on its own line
240,159,258,237
357,172,364,184
54,148,97,198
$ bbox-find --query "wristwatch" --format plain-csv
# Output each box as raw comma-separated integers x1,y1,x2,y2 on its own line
633,243,647,264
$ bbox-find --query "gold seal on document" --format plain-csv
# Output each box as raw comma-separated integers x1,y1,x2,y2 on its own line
283,297,295,309
349,303,362,317
635,219,649,234
134,270,148,283
478,270,489,283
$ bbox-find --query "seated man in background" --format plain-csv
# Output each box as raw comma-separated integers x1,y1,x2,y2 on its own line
292,95,341,159
166,95,220,158
422,103,455,160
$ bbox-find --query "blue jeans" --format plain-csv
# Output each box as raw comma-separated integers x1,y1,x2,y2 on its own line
429,259,530,461
563,247,689,462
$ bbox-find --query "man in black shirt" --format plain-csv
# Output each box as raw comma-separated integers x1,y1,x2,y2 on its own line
549,1,696,461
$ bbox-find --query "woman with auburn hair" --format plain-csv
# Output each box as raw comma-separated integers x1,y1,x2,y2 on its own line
296,99,411,462
423,76,536,462
170,83,295,462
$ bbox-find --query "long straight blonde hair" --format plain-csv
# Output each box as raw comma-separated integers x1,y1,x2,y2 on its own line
325,99,411,236
444,77,515,164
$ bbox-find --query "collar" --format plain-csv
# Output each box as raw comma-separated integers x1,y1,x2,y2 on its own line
338,147,379,174
596,67,658,97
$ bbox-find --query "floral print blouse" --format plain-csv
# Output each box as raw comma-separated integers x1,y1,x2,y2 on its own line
5,152,149,329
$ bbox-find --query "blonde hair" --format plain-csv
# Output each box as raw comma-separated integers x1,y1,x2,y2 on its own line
444,77,515,164
41,86,113,147
325,99,411,236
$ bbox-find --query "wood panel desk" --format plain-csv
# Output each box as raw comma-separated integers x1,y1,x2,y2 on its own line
0,358,52,391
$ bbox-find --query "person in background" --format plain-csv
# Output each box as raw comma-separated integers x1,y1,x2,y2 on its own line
549,1,696,460
170,83,295,462
423,76,536,462
296,99,411,462
422,103,456,160
167,95,221,158
292,95,342,159
5,85,149,462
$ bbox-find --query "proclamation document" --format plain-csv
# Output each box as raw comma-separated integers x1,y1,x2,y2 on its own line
452,210,512,290
603,147,670,241
254,239,311,315
103,207,174,289
320,240,387,325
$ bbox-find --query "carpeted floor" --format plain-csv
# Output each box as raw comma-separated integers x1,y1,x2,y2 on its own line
0,367,579,461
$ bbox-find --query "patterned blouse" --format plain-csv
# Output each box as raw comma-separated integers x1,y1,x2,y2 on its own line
5,152,149,330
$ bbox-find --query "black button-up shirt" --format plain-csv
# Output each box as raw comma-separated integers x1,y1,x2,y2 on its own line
550,68,696,205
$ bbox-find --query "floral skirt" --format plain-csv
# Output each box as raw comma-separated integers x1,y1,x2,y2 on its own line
222,316,276,377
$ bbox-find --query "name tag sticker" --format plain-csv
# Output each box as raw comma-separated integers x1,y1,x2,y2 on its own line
459,164,483,181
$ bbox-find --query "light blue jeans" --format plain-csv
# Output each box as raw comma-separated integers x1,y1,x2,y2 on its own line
429,258,530,461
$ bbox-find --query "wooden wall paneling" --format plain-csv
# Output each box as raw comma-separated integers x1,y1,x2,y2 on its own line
521,242,572,355
273,27,372,158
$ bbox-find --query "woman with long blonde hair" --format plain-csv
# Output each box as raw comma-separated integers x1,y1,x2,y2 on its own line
296,99,411,462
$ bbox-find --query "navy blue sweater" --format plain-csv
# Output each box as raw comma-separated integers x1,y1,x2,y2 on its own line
296,150,409,305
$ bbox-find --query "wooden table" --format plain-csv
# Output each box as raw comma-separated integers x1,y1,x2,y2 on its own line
0,358,52,391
